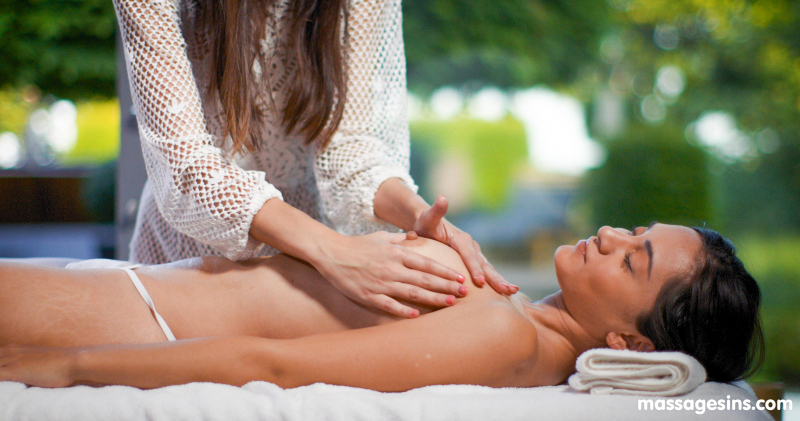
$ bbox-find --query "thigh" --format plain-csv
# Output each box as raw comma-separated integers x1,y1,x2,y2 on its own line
0,263,168,347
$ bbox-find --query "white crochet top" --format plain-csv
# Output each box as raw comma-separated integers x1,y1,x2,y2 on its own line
115,0,416,264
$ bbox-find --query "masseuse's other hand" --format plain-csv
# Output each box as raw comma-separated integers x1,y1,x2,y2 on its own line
414,196,518,296
313,231,468,318
0,345,75,388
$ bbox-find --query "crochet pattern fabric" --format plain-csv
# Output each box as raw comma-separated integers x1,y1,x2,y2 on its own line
115,0,417,263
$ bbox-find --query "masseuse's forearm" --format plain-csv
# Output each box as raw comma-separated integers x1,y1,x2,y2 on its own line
249,198,340,264
71,337,283,389
373,178,429,232
251,179,424,264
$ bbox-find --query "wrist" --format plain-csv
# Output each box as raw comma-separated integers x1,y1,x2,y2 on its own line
250,198,343,266
374,178,429,231
302,228,345,269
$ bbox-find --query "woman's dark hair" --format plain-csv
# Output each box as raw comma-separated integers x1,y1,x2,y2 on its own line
636,227,765,382
189,0,347,155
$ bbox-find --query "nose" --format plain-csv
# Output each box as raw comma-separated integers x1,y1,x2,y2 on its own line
596,226,633,254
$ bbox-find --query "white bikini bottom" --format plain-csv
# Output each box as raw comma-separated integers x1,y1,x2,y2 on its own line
64,259,177,341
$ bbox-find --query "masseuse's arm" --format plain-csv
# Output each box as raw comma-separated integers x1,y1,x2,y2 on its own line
249,199,467,318
0,301,535,390
374,178,518,296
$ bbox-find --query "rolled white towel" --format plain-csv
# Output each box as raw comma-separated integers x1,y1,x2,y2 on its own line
568,348,707,396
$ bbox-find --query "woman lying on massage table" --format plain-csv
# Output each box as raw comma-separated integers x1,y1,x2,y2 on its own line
0,223,762,391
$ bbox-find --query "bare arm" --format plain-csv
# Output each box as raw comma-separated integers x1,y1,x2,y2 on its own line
0,300,535,391
249,199,466,319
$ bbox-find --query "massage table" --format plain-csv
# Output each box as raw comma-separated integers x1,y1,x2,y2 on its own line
0,380,770,420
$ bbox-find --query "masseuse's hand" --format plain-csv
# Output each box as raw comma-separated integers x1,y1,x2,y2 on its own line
312,231,468,318
0,345,75,388
414,196,518,296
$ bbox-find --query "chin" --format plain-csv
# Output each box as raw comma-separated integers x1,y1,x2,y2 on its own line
553,245,570,290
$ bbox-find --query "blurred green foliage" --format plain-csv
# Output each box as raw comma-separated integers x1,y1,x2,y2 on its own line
0,0,117,98
582,0,800,236
714,144,800,236
402,0,609,94
410,116,527,211
583,124,710,228
0,88,34,135
66,99,120,164
405,0,800,236
735,235,800,385
0,88,119,165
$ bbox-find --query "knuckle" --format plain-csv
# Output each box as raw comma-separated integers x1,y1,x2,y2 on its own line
408,286,421,300
357,286,373,300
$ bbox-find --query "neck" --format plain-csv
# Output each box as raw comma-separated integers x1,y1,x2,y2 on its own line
521,292,605,359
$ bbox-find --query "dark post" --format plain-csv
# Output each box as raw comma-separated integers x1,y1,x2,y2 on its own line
115,26,147,260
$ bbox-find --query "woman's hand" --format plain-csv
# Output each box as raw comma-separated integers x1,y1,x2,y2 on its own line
311,231,468,318
413,196,519,296
0,345,77,388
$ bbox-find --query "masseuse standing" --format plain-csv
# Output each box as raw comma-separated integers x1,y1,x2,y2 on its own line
114,0,517,317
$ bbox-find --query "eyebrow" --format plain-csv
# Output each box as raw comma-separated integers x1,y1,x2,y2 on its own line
644,222,657,279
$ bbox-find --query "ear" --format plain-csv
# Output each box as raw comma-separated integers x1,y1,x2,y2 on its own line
606,332,655,352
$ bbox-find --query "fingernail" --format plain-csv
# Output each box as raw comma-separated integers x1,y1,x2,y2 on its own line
458,285,468,295
475,275,486,285
446,295,455,305
456,274,466,283
410,309,420,318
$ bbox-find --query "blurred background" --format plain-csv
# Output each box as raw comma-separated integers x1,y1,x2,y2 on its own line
0,0,798,398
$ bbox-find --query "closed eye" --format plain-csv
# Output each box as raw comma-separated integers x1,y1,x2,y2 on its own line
623,252,633,272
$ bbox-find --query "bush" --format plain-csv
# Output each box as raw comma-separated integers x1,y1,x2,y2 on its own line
583,124,711,229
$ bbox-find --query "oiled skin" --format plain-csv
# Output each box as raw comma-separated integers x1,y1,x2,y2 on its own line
0,239,491,346
0,239,577,390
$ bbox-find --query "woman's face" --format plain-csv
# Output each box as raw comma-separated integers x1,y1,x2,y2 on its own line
554,223,702,343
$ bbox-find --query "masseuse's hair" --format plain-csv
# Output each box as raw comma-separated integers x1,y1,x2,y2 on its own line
636,228,764,382
189,0,347,155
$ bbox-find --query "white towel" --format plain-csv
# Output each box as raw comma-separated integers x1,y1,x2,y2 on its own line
568,348,707,396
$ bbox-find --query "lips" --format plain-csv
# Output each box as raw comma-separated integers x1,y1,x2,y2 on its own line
578,239,588,262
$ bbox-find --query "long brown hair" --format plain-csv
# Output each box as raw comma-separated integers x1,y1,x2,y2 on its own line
191,0,348,155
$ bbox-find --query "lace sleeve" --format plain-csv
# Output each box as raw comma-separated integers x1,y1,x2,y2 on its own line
115,0,282,260
314,0,417,235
